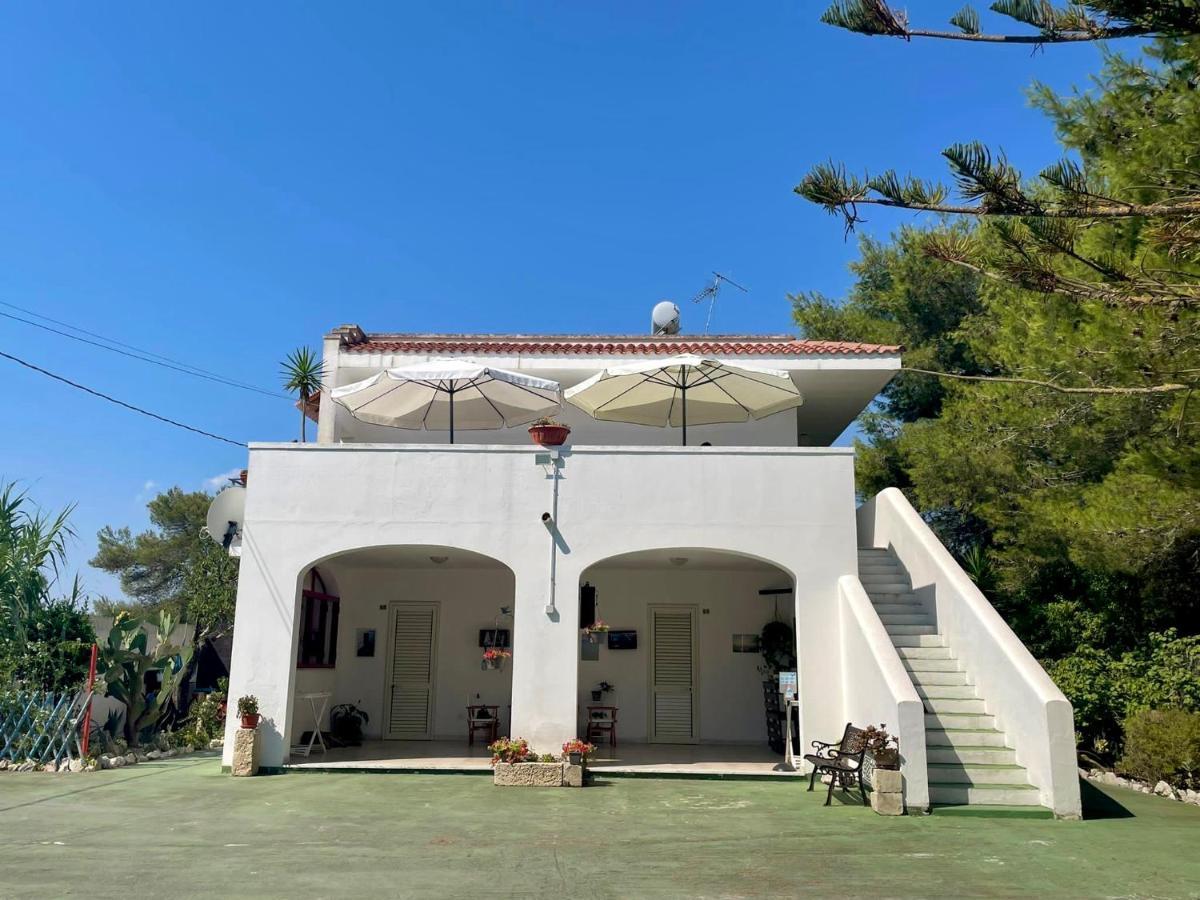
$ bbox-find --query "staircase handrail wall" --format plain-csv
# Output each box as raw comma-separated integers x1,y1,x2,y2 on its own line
858,488,1081,818
838,574,929,811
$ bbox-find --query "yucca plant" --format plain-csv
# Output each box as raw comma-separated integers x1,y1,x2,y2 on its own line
280,347,325,443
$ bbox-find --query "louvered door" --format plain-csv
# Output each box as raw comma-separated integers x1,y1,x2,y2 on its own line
385,602,438,740
649,606,698,743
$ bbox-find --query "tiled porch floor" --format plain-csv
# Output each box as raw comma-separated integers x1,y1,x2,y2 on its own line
285,739,800,777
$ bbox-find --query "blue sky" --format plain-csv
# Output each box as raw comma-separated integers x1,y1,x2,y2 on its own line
0,2,1127,600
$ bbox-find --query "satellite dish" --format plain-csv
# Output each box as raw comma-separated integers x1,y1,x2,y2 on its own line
651,301,681,335
205,484,246,557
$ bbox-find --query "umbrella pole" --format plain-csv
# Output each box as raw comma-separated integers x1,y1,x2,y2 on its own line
449,387,455,444
681,380,687,446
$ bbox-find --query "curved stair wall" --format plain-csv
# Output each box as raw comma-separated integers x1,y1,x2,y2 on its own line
857,488,1082,819
838,575,929,811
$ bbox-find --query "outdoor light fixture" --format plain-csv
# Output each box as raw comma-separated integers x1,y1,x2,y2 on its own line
669,557,689,566
429,555,449,565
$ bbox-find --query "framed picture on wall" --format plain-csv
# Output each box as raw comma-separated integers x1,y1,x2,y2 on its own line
356,628,376,657
607,630,637,650
479,628,511,649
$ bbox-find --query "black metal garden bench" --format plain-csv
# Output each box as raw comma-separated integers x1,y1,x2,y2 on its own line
802,722,869,807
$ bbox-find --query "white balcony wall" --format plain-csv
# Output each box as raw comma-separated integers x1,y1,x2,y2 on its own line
223,443,858,769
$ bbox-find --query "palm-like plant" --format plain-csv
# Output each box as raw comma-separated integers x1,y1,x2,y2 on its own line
280,347,325,443
0,482,75,642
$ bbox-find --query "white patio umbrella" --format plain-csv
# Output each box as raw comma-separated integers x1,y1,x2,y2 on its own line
331,359,562,443
564,354,803,445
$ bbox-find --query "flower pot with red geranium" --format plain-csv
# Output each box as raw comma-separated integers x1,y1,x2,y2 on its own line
562,738,595,767
482,648,512,671
237,695,261,730
528,417,571,446
582,620,610,645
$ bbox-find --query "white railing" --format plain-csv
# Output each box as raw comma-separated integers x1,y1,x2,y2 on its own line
858,488,1082,818
838,575,929,811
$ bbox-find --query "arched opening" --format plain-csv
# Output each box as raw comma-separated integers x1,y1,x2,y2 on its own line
287,544,515,769
577,548,797,775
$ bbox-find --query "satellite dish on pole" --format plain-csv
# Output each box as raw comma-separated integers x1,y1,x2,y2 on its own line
651,301,681,335
205,484,246,557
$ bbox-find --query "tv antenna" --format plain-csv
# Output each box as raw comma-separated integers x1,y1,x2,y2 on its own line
690,272,748,334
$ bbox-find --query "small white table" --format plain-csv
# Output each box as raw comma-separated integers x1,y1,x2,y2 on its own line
290,691,331,758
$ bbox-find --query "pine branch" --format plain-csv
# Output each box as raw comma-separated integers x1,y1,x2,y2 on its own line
819,0,1194,44
903,367,1192,395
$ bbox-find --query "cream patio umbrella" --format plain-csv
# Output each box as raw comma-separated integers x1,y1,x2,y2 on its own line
331,359,562,443
564,354,804,445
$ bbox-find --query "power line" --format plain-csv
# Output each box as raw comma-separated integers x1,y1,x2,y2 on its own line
0,349,247,448
0,300,286,399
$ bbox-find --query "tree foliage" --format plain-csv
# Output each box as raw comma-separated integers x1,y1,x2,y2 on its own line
91,486,238,634
0,482,96,692
795,29,1200,754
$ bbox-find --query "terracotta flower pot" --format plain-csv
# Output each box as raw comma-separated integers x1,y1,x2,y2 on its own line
529,424,571,446
240,713,261,730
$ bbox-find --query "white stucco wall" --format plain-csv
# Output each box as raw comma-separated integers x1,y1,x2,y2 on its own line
576,566,795,744
222,442,858,768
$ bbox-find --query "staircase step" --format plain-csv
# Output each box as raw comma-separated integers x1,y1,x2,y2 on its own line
878,613,932,626
923,697,988,714
915,684,976,700
885,624,938,636
925,712,996,730
865,584,916,595
926,745,1017,765
897,646,955,661
903,660,958,675
926,728,1010,748
908,670,969,686
871,603,924,616
891,634,946,648
928,784,1041,806
928,763,1031,786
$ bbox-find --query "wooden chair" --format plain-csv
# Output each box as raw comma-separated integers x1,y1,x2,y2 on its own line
802,723,869,806
467,705,499,745
586,705,618,747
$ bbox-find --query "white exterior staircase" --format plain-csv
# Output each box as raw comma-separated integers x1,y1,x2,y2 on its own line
858,548,1041,807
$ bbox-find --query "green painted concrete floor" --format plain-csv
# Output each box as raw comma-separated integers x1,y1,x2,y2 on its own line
1,755,1198,899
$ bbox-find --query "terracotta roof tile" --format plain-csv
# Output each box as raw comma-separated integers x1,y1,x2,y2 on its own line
340,333,900,358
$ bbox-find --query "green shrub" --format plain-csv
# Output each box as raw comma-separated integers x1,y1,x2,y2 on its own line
1047,630,1200,755
1118,709,1200,788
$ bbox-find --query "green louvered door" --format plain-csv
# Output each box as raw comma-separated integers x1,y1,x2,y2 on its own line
385,602,438,740
649,605,698,743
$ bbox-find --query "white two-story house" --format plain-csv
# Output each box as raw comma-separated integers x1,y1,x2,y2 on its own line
222,324,1080,817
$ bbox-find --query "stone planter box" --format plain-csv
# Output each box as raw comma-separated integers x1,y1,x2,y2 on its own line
493,761,585,787
870,767,903,815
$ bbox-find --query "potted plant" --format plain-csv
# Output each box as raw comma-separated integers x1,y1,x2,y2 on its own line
489,737,535,764
582,620,610,645
237,695,261,730
482,648,512,670
562,739,595,766
590,681,614,703
528,416,571,446
863,724,900,770
329,703,370,746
